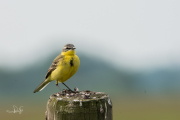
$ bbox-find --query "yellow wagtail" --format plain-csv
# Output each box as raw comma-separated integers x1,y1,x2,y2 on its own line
33,44,80,93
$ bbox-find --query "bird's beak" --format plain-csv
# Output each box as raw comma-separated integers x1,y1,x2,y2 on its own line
72,47,76,50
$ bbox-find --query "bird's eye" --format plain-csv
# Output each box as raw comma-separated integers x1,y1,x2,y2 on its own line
66,47,71,49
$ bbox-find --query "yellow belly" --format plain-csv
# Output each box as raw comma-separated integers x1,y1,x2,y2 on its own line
50,55,80,83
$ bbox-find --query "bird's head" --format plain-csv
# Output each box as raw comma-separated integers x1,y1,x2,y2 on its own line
61,44,76,55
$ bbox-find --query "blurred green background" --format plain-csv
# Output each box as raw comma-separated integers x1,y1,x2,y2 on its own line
1,1,180,120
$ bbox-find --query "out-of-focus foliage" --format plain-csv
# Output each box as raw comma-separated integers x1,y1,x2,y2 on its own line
1,53,180,120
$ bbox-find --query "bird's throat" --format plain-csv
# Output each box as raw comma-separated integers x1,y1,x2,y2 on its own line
61,50,75,56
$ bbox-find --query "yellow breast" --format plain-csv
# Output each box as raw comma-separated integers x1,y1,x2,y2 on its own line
50,52,80,83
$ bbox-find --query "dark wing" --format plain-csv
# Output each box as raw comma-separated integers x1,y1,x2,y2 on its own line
45,54,64,79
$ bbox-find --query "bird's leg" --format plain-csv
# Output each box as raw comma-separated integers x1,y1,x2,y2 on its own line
62,83,75,93
56,81,62,92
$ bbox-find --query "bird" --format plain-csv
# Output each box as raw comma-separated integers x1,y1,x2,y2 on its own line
33,44,80,93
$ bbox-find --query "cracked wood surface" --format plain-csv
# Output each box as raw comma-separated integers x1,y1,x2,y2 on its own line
46,90,113,120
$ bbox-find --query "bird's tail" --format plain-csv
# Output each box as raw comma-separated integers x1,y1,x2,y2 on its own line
33,79,50,93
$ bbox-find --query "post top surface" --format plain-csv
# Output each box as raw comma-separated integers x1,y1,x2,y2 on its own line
49,90,109,102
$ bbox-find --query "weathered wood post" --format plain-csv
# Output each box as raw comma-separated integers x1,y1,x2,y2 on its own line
46,89,113,120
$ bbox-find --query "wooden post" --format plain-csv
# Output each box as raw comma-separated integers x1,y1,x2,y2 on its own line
46,90,113,120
